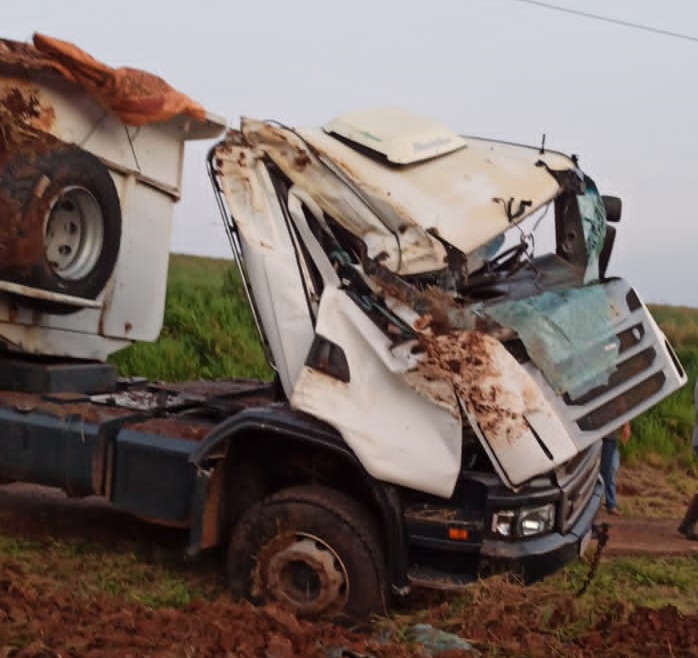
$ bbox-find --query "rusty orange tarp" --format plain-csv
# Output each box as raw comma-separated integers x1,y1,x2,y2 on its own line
0,33,205,126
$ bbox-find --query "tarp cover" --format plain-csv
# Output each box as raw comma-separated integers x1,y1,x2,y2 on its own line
0,33,205,126
484,285,620,398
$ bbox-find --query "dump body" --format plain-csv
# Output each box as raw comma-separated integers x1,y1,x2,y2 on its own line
0,35,225,360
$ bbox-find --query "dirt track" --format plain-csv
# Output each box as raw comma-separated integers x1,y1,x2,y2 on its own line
1,482,697,657
598,513,698,557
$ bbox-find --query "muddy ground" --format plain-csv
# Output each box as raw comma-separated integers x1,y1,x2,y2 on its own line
0,465,697,658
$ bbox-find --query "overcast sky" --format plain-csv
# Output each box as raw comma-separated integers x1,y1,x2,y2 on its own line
6,1,698,305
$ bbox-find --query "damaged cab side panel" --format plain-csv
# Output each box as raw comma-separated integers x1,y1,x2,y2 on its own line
212,109,686,496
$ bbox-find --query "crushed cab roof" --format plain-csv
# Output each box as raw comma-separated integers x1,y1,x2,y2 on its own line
244,109,576,268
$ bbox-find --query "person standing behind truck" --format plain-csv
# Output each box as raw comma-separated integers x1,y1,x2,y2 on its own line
600,422,631,515
678,493,698,540
678,379,698,541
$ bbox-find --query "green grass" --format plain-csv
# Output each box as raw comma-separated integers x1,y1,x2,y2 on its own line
619,305,698,466
557,555,698,612
109,254,271,382
0,531,221,609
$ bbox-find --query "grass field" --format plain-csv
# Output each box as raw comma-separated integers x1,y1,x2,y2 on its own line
628,305,698,468
110,254,271,382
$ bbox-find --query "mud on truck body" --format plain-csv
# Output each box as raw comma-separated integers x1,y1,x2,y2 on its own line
0,34,687,620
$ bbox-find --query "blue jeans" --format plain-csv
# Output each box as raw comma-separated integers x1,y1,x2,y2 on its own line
600,438,620,511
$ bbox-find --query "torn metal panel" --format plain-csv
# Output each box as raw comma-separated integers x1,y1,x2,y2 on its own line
214,134,316,396
409,330,577,489
241,118,448,275
289,285,577,491
483,285,620,398
296,120,574,260
291,286,462,498
212,110,687,496
525,279,687,454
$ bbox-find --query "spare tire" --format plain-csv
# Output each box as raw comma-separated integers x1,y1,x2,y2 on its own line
0,145,121,312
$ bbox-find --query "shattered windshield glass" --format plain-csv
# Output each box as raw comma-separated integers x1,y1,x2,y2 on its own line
577,180,608,283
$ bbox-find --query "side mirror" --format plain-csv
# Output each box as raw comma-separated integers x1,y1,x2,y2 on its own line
602,195,622,223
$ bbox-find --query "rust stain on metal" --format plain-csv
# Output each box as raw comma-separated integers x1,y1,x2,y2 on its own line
2,87,40,121
0,388,217,443
97,282,116,336
0,41,67,288
0,83,57,149
199,461,225,550
0,141,74,278
0,390,134,424
414,330,538,448
292,151,310,172
0,78,65,281
125,417,210,441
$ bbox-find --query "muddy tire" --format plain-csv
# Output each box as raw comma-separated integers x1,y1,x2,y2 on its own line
0,146,121,312
227,485,388,621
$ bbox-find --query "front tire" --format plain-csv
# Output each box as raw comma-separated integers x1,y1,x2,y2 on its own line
227,485,388,620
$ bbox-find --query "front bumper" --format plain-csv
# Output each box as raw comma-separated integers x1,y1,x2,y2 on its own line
479,476,603,583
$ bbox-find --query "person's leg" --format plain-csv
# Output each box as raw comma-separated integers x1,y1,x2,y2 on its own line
600,439,619,513
678,493,698,540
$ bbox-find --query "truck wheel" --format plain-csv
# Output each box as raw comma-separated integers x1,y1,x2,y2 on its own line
227,485,388,620
0,146,121,312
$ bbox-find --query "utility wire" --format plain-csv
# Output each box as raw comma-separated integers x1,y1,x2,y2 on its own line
508,0,698,43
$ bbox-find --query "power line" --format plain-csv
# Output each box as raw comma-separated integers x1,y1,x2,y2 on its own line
508,0,698,43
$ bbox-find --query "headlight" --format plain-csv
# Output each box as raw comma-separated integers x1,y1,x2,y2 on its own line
491,503,556,538
492,510,516,537
518,504,555,536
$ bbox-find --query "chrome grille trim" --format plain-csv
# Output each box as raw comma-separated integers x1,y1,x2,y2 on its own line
528,278,686,455
559,443,601,533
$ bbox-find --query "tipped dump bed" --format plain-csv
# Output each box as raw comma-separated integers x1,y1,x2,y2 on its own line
0,33,225,361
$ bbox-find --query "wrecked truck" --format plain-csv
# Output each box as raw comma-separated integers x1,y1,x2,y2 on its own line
0,34,687,620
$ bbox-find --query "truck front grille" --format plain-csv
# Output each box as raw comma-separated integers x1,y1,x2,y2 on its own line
564,346,656,406
534,279,685,451
576,372,666,431
558,445,600,533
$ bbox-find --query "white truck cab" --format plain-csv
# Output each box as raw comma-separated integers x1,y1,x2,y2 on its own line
211,107,686,497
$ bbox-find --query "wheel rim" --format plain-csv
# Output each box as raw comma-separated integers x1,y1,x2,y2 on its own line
43,186,104,281
257,532,349,616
